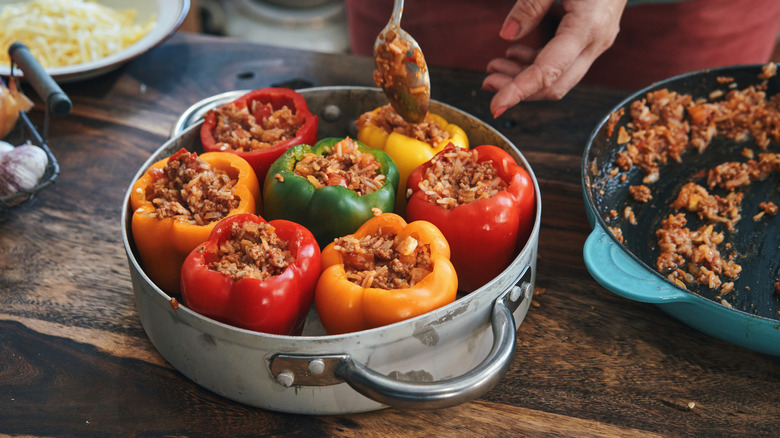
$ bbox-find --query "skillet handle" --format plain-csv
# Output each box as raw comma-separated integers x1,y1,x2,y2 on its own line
583,226,692,303
269,266,532,410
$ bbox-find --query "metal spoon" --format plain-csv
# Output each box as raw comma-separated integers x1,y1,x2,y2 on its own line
373,0,430,123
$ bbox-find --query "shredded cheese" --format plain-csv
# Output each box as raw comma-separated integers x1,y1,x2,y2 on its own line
0,0,155,68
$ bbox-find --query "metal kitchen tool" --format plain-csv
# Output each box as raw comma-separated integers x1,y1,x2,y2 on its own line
373,0,430,123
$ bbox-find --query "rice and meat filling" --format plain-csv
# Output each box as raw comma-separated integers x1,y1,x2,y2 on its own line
706,153,780,190
611,64,780,185
605,64,780,295
209,100,301,152
147,151,239,225
657,213,742,290
293,137,385,195
334,231,433,290
209,220,293,281
671,182,744,231
357,104,449,146
373,29,427,95
417,146,508,209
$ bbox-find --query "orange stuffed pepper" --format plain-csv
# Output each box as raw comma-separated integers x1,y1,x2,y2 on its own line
315,213,457,334
130,148,260,293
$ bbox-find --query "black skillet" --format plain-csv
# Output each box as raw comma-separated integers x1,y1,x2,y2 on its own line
582,64,780,356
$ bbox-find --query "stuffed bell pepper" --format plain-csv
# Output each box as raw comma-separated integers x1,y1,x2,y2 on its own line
315,212,457,334
130,148,261,293
180,213,321,335
200,87,318,184
406,144,535,292
263,136,400,247
356,104,468,214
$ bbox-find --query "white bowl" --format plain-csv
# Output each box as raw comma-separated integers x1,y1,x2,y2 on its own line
0,0,189,82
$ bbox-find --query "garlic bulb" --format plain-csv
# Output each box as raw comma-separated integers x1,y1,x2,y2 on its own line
0,142,48,197
0,140,13,154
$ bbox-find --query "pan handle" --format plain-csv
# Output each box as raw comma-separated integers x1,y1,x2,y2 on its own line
583,226,693,303
269,266,532,410
9,42,72,117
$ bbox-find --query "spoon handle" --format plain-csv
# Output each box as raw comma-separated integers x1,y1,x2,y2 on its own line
390,0,404,26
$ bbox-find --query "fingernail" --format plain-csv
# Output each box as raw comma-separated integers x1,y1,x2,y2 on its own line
500,19,521,40
493,106,507,119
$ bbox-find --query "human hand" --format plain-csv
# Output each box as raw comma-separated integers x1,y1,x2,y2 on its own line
482,0,626,118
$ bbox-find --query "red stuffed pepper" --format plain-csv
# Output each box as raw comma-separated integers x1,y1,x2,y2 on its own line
180,213,321,335
406,144,535,292
200,87,318,183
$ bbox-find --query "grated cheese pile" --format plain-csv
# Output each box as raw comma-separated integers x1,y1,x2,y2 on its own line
0,0,156,68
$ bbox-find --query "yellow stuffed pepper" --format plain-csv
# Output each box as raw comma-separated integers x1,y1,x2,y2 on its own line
356,104,469,214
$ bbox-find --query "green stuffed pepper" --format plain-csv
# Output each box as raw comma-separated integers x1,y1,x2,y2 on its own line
263,137,400,247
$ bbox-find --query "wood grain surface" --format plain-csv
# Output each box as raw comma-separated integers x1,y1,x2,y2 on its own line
1,32,778,437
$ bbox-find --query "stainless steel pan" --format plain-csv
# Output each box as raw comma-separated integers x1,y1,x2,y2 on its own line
121,86,542,414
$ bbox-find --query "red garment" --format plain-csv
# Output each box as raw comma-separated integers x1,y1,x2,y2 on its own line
346,0,534,73
345,0,780,90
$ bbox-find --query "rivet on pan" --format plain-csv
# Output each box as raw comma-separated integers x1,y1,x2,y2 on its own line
510,282,531,303
275,370,295,387
322,104,342,122
308,359,325,375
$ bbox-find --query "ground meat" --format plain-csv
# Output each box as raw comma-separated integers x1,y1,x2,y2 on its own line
146,151,238,225
415,146,508,209
707,153,780,190
608,226,624,243
629,185,652,202
613,70,780,184
292,137,385,196
754,201,779,221
209,220,293,281
357,104,449,146
759,201,778,215
656,213,742,290
335,231,433,290
208,100,301,152
671,182,743,231
614,89,692,183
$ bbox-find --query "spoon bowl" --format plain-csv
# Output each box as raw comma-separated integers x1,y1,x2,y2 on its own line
373,0,430,123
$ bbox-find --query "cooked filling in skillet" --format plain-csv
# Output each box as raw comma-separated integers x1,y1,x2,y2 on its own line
671,182,744,231
610,63,780,184
756,201,778,221
209,221,293,281
209,101,301,152
606,63,780,296
293,137,385,196
147,151,238,225
357,104,449,146
334,231,433,290
657,213,742,291
417,146,508,209
629,184,653,202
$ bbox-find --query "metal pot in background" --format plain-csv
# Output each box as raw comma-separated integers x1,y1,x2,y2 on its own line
199,0,349,54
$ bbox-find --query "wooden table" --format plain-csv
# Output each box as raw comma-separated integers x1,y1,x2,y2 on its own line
1,32,778,437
